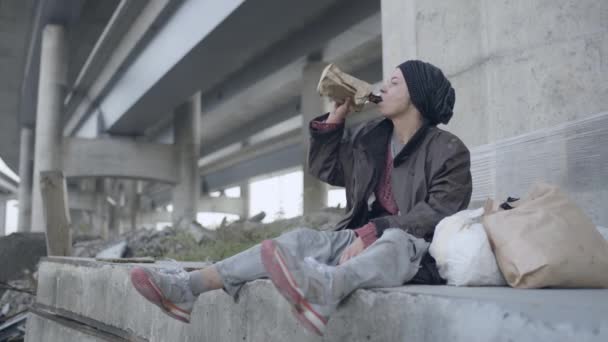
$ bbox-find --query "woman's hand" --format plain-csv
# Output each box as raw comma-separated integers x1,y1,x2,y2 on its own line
339,237,365,265
326,98,353,124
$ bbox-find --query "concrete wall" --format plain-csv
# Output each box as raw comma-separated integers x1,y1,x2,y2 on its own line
382,0,607,148
27,312,112,342
382,0,608,224
28,258,608,342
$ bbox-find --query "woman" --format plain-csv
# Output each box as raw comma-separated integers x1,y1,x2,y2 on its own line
130,60,472,336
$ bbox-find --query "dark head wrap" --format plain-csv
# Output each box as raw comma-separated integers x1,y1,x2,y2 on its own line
398,60,455,125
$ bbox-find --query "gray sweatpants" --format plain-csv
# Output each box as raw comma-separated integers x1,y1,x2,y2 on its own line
215,228,429,301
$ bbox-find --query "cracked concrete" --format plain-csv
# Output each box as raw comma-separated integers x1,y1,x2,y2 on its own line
25,257,608,342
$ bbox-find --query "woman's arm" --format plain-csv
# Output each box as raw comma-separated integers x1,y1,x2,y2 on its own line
307,100,354,187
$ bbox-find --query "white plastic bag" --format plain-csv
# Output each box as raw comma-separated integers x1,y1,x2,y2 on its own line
429,208,506,286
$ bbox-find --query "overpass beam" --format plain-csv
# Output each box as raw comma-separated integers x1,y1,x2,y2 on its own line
301,61,328,214
31,25,68,233
172,92,201,229
18,127,34,232
62,137,178,183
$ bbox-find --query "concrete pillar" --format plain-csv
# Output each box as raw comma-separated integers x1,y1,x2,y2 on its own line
380,0,417,79
0,197,6,236
31,25,67,233
39,170,71,256
17,127,34,232
127,180,140,231
108,197,120,238
240,181,250,219
172,92,201,229
91,178,109,239
115,180,130,234
301,61,328,214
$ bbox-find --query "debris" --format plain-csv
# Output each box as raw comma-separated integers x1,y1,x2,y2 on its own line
73,227,185,259
247,212,266,223
0,283,34,296
71,236,107,258
95,241,127,259
95,257,155,264
72,208,345,262
0,311,28,341
187,221,216,243
0,277,36,324
72,234,104,244
173,219,216,244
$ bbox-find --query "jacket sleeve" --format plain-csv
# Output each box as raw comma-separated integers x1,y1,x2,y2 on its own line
307,113,353,187
371,136,473,240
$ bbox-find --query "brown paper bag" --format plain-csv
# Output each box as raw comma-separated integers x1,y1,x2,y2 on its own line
483,183,608,288
316,64,373,111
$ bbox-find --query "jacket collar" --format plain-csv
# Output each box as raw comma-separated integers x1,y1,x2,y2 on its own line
393,120,431,166
359,118,392,150
359,117,432,166
359,119,392,167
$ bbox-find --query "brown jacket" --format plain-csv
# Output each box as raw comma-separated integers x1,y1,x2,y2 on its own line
308,113,473,242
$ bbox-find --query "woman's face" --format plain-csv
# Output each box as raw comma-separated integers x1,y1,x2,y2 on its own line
378,68,411,118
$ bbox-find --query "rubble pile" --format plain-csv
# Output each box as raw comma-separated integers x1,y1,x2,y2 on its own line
221,208,344,232
296,208,344,231
0,233,45,340
122,227,203,258
0,277,35,321
72,208,345,261
0,274,35,340
72,227,194,259
177,208,345,261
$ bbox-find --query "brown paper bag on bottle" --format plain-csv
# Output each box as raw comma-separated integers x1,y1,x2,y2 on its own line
316,64,373,111
482,183,608,288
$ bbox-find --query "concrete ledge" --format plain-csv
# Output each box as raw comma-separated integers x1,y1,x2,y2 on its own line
26,309,130,342
28,257,608,342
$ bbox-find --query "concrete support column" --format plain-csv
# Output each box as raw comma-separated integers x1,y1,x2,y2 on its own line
91,178,109,239
31,25,67,233
17,127,34,232
0,196,6,236
380,0,417,79
240,181,250,219
105,179,120,238
301,61,328,214
172,92,201,228
126,180,140,231
115,180,129,234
